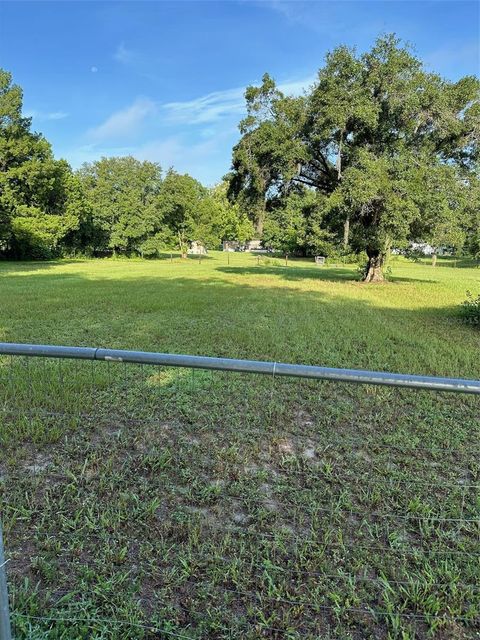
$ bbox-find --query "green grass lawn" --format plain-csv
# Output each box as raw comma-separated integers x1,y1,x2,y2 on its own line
0,253,479,639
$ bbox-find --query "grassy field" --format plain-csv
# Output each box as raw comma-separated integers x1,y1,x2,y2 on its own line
0,252,479,639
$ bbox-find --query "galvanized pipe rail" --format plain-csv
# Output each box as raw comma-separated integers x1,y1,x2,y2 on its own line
1,342,479,394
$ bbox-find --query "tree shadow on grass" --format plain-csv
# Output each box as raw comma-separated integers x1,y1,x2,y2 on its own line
0,259,89,275
0,269,478,380
216,265,357,282
0,259,452,285
215,265,438,285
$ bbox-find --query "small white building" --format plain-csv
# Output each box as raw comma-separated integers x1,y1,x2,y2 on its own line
245,239,263,251
188,241,207,255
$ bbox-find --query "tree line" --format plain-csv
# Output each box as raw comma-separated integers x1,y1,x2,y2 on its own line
0,68,252,260
1,35,479,281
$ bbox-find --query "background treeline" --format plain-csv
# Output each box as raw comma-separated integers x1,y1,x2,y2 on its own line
1,34,479,280
70,160,253,259
0,68,253,260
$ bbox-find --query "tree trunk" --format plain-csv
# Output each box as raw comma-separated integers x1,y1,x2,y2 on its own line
178,231,187,259
255,213,264,238
364,249,385,283
343,215,350,248
337,131,349,250
336,130,343,180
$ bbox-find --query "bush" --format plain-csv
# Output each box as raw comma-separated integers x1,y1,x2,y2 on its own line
460,291,480,327
324,251,364,265
404,248,425,262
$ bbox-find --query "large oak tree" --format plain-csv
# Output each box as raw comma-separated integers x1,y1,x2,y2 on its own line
228,35,479,281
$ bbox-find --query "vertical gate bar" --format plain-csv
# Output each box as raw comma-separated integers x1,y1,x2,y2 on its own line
0,519,12,640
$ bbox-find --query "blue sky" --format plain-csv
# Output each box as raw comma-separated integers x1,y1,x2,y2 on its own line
1,1,478,185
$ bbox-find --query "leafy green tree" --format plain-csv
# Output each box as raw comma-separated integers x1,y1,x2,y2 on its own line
156,170,206,257
306,45,378,247
263,190,305,255
228,74,307,235
263,188,336,257
326,151,420,280
466,220,480,262
228,36,480,281
77,156,162,255
140,230,175,258
461,176,480,262
410,163,468,265
197,182,254,248
0,68,82,258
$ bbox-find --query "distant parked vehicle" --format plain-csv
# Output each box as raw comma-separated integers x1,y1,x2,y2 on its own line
223,241,239,252
222,239,270,253
405,243,453,257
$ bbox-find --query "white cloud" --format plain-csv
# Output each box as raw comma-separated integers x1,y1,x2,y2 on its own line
71,73,315,182
88,97,156,141
162,87,245,125
278,75,316,96
261,0,346,36
25,109,68,121
132,132,236,185
162,74,315,125
114,42,136,65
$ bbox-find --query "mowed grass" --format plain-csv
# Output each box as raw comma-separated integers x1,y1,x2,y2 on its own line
0,252,479,639
0,252,479,374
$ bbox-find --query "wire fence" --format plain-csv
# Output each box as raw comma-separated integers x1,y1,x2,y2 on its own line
0,343,479,639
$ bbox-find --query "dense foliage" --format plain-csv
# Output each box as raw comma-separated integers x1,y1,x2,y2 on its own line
0,69,86,258
228,35,479,280
0,70,250,259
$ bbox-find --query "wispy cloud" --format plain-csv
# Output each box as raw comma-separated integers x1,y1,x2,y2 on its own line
261,0,344,36
278,75,317,96
162,74,315,125
88,97,156,140
162,87,245,125
114,42,136,65
135,134,221,166
25,109,68,121
132,130,237,185
260,0,387,40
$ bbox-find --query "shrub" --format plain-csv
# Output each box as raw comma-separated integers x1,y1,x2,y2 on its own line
460,291,480,327
325,251,364,265
404,248,424,263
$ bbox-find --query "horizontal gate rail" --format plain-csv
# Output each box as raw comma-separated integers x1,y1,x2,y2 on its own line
1,342,479,394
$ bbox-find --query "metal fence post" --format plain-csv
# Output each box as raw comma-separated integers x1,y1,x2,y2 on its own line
0,519,12,640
